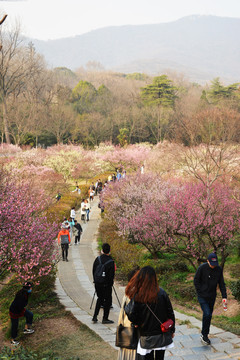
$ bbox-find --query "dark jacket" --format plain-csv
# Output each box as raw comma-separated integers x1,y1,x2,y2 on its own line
127,288,175,336
9,289,29,319
92,254,115,287
194,262,227,299
74,223,82,234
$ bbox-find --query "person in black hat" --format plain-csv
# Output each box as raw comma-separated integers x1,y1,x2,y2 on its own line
9,282,34,345
194,253,227,345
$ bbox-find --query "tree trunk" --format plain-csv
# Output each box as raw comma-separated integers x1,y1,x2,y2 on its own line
2,99,10,144
157,106,162,143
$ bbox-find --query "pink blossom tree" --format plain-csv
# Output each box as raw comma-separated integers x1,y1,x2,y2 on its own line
0,171,59,284
164,181,240,268
101,173,171,256
102,173,240,268
71,151,102,182
10,165,68,199
100,144,151,173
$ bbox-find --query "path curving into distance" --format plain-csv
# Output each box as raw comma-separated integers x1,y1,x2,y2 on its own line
56,196,240,359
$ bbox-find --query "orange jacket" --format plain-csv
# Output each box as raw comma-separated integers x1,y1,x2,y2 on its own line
58,229,71,244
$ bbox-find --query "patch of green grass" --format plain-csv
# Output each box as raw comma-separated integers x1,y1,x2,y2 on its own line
213,314,240,335
0,272,64,337
0,345,81,359
178,319,191,326
35,324,117,360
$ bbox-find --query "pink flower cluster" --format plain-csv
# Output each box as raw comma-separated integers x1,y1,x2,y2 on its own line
0,171,59,283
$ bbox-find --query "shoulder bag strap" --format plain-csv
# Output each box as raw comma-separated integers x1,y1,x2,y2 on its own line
121,301,126,325
146,304,163,325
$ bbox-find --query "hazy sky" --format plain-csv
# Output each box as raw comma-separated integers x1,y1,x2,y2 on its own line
0,0,240,40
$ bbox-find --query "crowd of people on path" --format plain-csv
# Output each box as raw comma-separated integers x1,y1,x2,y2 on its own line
9,174,228,359
58,181,104,260
107,169,127,183
91,242,227,360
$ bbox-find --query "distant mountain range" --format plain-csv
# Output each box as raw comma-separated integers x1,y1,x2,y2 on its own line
30,15,240,83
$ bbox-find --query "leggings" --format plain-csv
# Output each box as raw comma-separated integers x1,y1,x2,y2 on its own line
11,309,33,339
61,243,69,259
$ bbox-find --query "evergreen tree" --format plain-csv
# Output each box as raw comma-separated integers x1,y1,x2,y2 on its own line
71,80,97,114
207,77,239,104
140,75,177,142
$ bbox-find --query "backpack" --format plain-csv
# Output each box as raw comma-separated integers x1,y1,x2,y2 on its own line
60,234,69,245
93,256,113,284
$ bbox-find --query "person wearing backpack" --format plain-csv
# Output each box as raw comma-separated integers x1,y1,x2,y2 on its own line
58,222,71,261
92,243,115,324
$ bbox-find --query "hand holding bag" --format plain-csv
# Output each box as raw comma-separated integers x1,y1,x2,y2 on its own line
115,301,139,349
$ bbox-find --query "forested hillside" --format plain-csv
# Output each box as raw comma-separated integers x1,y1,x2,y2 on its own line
31,15,240,83
1,22,240,147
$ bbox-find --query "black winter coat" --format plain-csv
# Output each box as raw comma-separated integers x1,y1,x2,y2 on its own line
194,263,227,300
126,288,175,336
9,289,29,318
74,223,82,234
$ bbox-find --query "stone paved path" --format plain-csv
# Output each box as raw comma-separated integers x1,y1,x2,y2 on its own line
56,197,240,359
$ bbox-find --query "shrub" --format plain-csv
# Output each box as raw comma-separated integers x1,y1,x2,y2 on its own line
175,284,197,301
230,280,240,302
98,219,141,280
46,187,88,223
0,346,39,359
229,263,240,279
0,346,80,359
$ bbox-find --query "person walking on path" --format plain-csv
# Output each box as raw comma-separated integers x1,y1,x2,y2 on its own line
92,243,115,324
84,199,90,221
70,207,76,220
117,267,139,360
9,282,34,346
125,266,175,360
73,219,82,245
58,222,71,261
89,188,95,202
80,199,87,222
67,217,75,242
194,252,227,345
97,179,103,194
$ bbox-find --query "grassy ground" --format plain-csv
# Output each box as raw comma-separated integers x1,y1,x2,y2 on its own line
0,275,117,359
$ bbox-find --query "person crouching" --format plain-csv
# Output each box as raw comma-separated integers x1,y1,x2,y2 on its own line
9,282,34,345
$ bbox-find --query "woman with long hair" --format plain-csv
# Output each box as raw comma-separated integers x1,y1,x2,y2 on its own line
125,266,175,360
